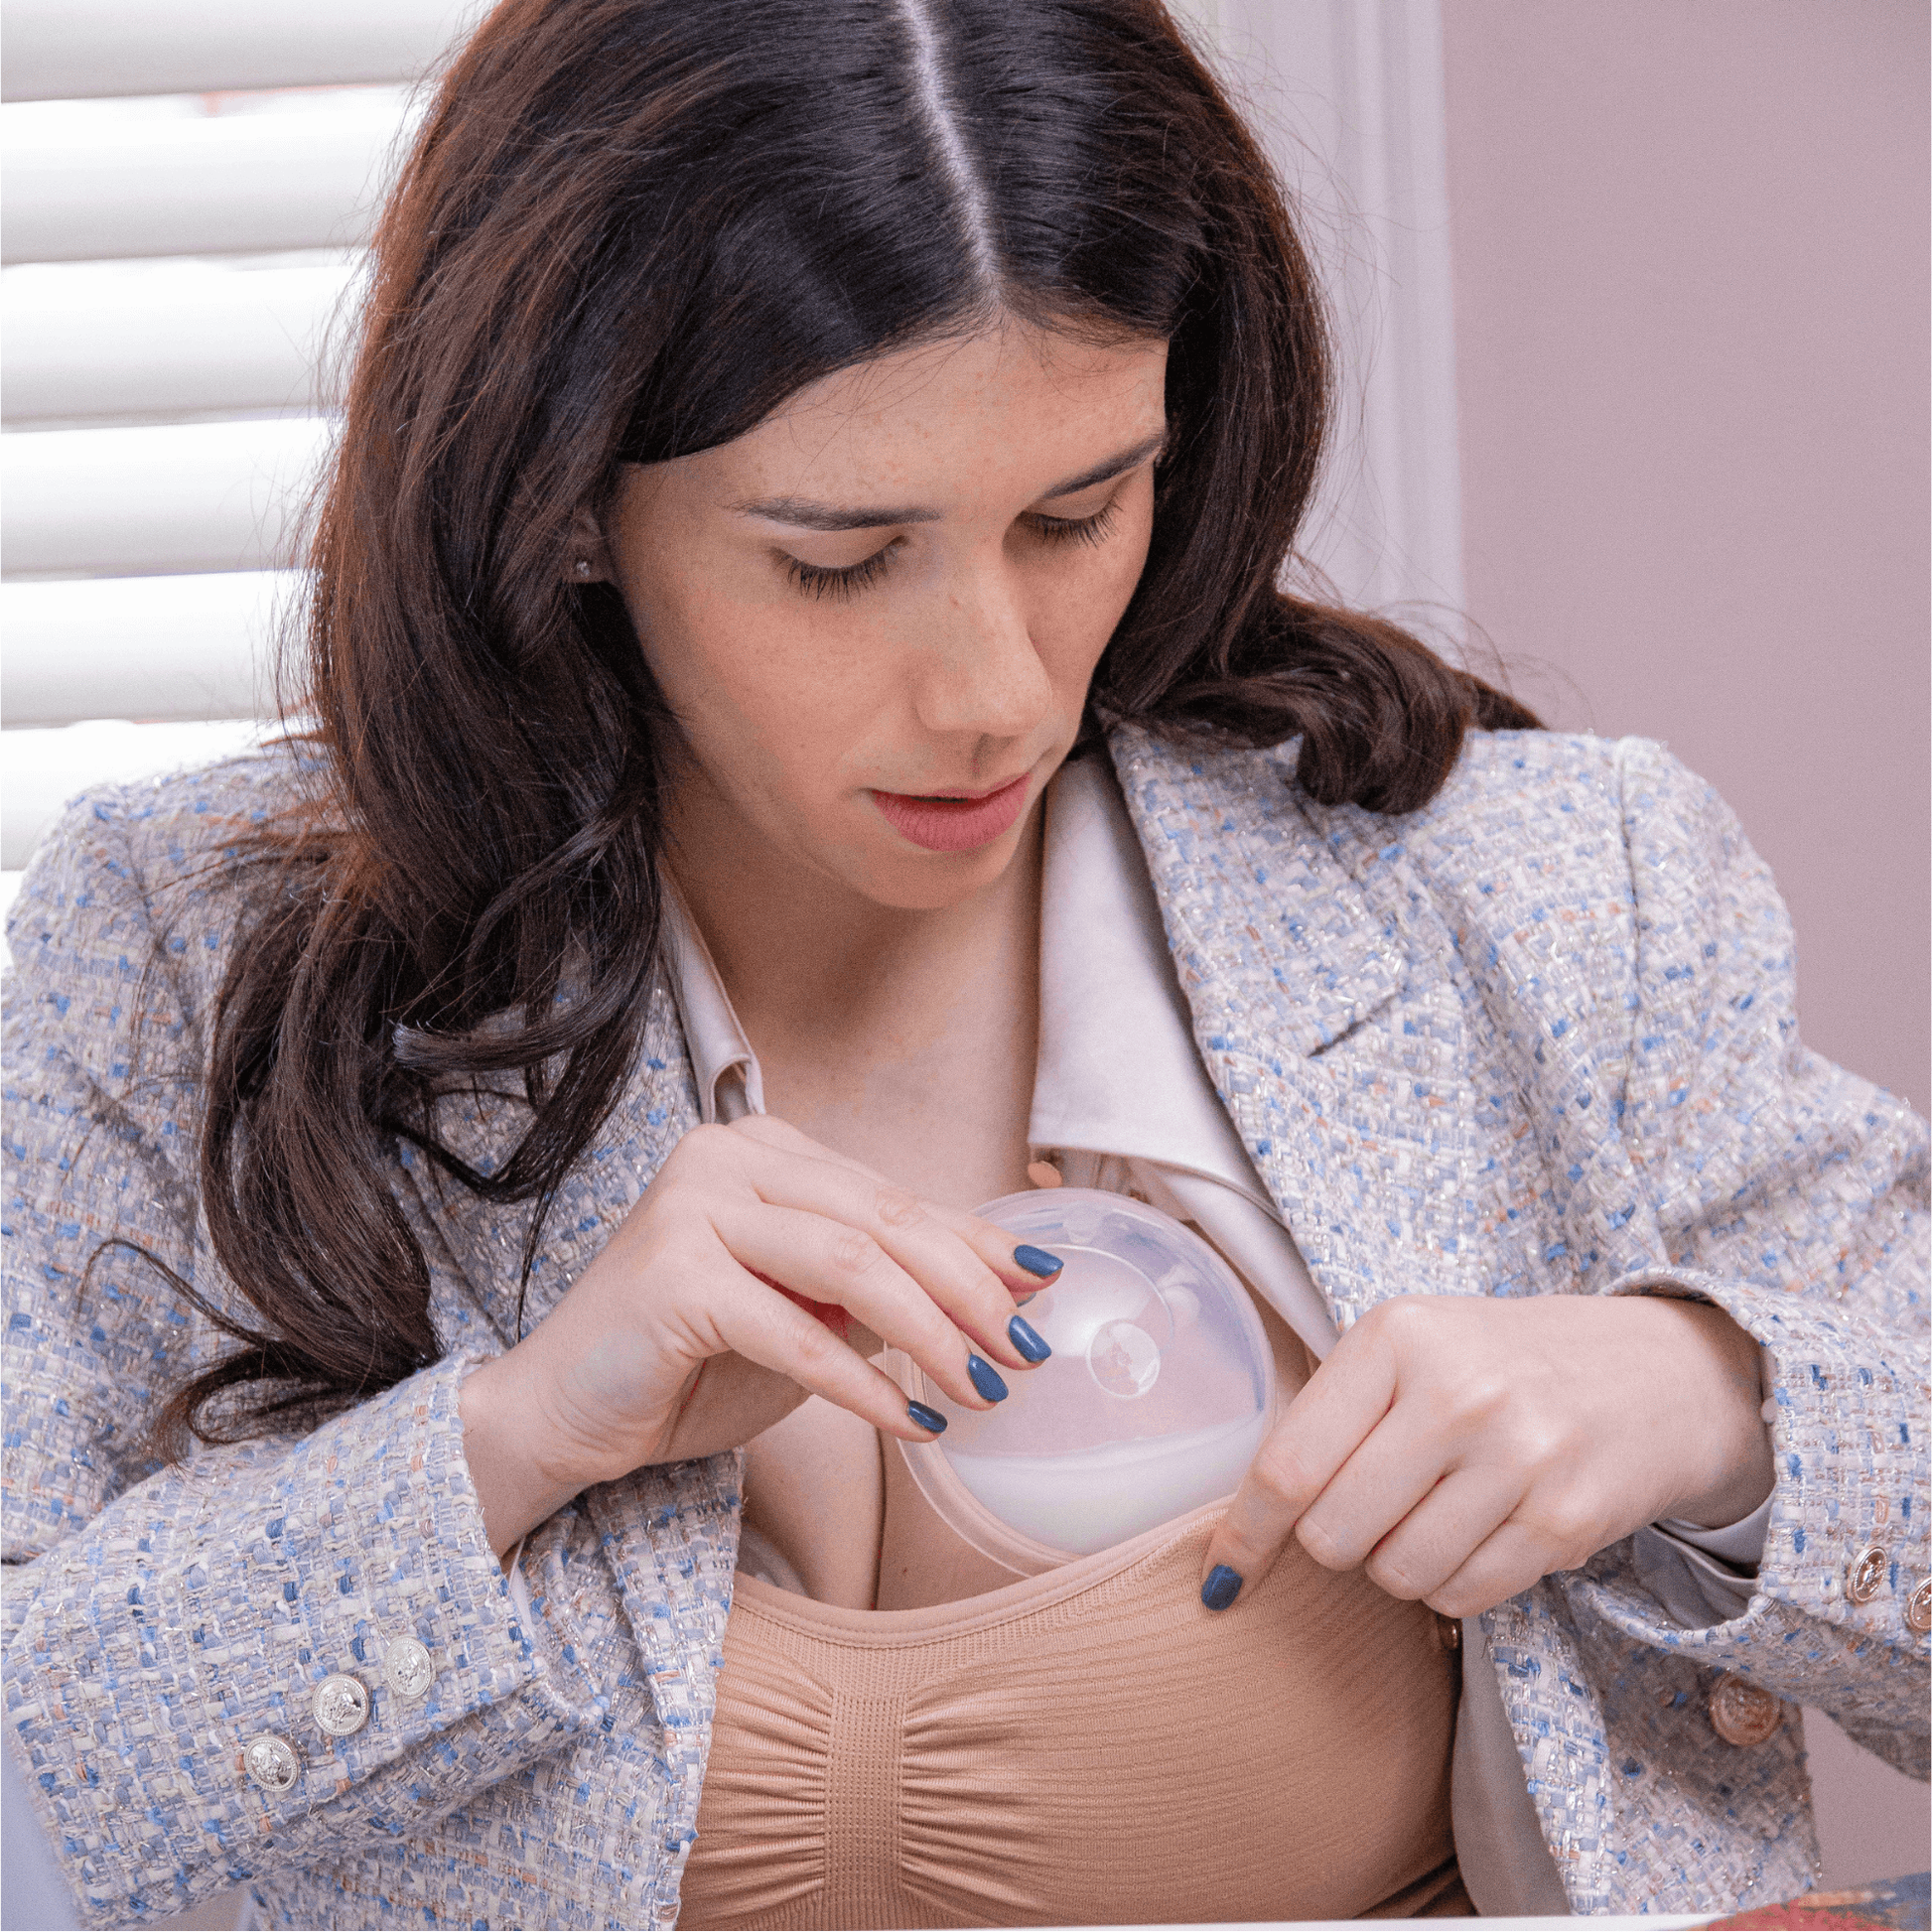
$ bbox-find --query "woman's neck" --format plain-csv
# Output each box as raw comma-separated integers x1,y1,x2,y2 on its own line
663,787,1044,1209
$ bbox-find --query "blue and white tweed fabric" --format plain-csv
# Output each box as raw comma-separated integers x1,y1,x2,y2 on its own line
3,726,1925,1926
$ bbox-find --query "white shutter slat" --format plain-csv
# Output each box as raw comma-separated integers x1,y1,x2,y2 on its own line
1,0,482,103
1,717,272,869
2,94,414,263
1,570,299,725
2,416,335,578
3,260,357,425
0,10,478,954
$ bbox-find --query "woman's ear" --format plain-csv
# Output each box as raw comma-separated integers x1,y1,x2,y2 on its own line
563,506,615,585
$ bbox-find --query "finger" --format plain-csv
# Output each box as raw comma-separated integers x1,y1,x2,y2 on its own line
721,1137,1051,1371
1196,1321,1403,1608
698,1257,958,1446
1422,1466,1622,1617
727,1114,1066,1301
751,1271,853,1343
919,1197,1067,1302
1419,1514,1580,1620
1291,1405,1457,1573
1357,1464,1524,1602
715,1199,1014,1411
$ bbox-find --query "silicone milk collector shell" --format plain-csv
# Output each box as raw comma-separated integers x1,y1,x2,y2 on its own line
895,1188,1277,1572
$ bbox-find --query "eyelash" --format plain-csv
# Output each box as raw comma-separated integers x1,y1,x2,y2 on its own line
784,498,1124,601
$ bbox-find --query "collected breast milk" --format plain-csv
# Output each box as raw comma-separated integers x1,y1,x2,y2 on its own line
897,1188,1277,1564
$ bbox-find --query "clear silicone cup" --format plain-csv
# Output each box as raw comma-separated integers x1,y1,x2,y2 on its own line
894,1188,1276,1573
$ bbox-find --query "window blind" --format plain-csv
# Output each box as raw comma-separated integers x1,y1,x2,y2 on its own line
0,0,481,937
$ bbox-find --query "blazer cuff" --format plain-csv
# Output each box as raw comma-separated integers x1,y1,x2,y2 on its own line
5,1350,600,1925
1580,1267,1929,1735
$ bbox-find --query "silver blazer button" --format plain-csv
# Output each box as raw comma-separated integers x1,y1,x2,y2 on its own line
383,1637,434,1701
242,1734,299,1793
314,1672,372,1737
1846,1544,1888,1605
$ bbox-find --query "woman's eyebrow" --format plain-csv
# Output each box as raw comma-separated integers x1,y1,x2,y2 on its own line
1036,429,1169,501
729,430,1169,531
732,495,943,531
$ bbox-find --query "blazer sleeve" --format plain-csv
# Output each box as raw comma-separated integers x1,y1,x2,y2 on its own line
1565,738,1930,1777
2,785,604,1926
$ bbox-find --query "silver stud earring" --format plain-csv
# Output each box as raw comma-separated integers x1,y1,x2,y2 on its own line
573,558,593,579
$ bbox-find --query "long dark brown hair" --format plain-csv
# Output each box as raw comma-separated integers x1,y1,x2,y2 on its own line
164,0,1538,1446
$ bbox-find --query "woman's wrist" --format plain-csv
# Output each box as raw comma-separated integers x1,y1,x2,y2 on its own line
1640,1297,1776,1529
458,1349,606,1559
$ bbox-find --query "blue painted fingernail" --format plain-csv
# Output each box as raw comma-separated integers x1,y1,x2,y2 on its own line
1013,1244,1064,1279
1007,1314,1052,1362
906,1401,947,1434
967,1354,1009,1402
1201,1565,1243,1611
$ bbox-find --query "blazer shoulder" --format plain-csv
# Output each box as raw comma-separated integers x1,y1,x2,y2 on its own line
1430,727,1624,814
1390,728,1728,867
1281,729,1633,877
1293,732,1693,966
1114,724,1715,867
1429,729,1740,826
18,735,317,882
1424,731,1762,901
6,741,323,1019
1111,723,1650,893
106,738,322,879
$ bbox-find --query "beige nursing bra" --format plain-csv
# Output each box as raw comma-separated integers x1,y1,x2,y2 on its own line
680,1461,1468,1928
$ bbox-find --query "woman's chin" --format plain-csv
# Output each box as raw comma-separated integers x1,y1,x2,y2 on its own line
843,833,1035,912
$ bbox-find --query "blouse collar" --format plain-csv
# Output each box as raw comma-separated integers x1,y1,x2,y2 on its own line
656,754,1273,1209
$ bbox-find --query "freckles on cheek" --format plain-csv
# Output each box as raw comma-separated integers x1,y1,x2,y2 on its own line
697,616,887,791
1043,554,1146,687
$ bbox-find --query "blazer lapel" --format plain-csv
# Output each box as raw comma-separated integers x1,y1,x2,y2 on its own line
1109,725,1479,1331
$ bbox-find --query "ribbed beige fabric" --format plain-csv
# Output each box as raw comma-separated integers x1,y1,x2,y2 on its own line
680,1496,1468,1928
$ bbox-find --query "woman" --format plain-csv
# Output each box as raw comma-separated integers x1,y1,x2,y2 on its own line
4,0,1924,1924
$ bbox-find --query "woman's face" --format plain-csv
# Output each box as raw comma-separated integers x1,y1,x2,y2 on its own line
595,321,1169,911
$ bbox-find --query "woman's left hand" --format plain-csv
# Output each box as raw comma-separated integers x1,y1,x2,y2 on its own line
1198,1292,1774,1617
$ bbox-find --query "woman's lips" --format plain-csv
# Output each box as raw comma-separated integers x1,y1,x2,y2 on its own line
869,774,1032,853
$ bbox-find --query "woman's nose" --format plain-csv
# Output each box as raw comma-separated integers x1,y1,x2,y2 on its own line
908,564,1054,743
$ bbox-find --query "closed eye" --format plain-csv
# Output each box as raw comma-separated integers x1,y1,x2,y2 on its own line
782,496,1125,601
1025,499,1122,549
785,543,898,601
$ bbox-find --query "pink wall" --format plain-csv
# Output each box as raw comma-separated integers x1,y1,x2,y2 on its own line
1443,0,1930,1122
1441,1,1931,1889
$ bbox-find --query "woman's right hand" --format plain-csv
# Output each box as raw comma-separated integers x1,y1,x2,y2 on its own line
458,1114,1057,1556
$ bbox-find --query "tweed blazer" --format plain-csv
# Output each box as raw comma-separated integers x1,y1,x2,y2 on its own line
4,725,1926,1928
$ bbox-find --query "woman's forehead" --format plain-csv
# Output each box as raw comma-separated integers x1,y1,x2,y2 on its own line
679,326,1170,516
